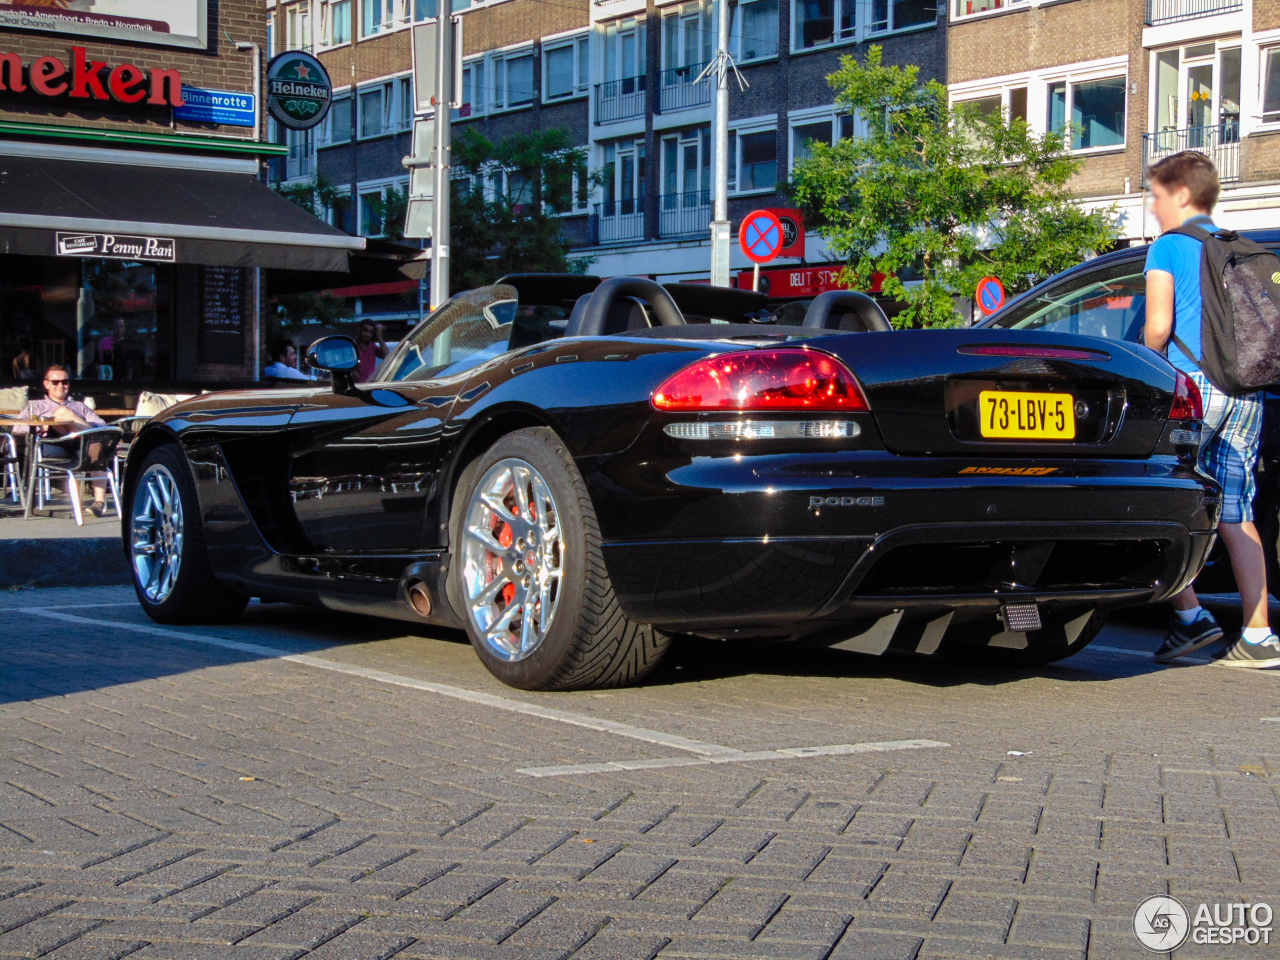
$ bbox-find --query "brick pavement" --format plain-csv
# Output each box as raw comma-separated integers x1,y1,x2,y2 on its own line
1,586,1279,959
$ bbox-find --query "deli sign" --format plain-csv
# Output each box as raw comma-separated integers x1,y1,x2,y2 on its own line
0,46,184,107
57,232,176,263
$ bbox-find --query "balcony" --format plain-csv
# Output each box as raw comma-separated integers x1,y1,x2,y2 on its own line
595,76,647,124
1145,0,1241,25
1142,123,1240,185
285,153,314,181
658,189,711,238
659,63,711,113
593,197,647,243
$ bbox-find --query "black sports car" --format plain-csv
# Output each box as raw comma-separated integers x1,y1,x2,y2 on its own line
121,274,1219,689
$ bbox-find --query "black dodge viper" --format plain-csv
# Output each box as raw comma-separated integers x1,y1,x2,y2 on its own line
121,274,1220,689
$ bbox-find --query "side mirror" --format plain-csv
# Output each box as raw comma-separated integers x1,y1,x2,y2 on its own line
305,336,359,372
305,336,360,394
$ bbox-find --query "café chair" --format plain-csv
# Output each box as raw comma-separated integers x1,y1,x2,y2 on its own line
2,430,21,505
111,391,195,489
35,426,123,526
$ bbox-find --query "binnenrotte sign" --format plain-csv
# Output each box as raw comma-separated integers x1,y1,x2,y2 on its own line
0,46,184,107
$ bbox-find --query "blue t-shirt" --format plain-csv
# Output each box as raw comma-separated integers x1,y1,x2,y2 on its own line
1143,215,1215,375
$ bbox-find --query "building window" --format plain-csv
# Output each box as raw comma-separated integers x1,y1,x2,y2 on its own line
323,0,352,45
1047,75,1126,149
492,51,535,110
868,0,936,33
457,59,484,118
954,85,1028,124
1154,44,1241,134
325,95,354,144
287,4,311,50
729,129,778,192
603,17,646,83
413,0,437,19
794,0,853,49
358,182,408,237
266,15,276,57
953,0,1028,18
544,35,589,101
731,0,779,61
362,0,397,37
286,127,316,181
663,1,714,72
357,78,412,139
1263,46,1280,122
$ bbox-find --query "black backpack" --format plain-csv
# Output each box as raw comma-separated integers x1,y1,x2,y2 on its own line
1167,223,1280,394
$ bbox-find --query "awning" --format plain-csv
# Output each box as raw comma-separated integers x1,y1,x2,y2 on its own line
0,155,365,273
266,238,421,297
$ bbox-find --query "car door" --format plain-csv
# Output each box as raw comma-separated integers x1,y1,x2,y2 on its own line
286,285,520,553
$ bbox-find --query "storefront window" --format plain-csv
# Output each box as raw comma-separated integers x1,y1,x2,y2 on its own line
1,256,173,383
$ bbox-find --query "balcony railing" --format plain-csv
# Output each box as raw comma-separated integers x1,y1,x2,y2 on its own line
658,189,711,238
1145,0,1241,24
593,197,647,243
659,63,711,113
595,75,647,124
286,153,314,181
1142,123,1240,185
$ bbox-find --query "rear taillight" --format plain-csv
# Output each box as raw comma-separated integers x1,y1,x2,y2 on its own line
651,349,869,412
1170,370,1203,420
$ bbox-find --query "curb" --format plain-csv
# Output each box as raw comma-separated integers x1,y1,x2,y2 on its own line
0,536,130,588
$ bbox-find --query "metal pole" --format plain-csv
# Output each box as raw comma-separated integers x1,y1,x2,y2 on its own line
430,2,453,310
752,261,759,292
708,0,731,287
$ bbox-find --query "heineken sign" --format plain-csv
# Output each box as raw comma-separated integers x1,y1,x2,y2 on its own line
266,51,331,130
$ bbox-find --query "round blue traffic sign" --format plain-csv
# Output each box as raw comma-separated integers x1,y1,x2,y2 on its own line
976,276,1006,316
739,210,784,264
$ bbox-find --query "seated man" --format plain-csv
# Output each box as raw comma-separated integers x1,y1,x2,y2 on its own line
263,339,315,381
16,365,112,518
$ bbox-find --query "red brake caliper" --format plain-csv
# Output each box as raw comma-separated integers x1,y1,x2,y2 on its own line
493,507,516,608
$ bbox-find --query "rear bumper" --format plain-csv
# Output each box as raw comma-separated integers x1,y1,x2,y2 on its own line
594,452,1220,635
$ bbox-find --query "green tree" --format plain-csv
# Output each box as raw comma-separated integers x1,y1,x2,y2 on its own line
364,185,409,242
450,129,591,287
790,46,1119,328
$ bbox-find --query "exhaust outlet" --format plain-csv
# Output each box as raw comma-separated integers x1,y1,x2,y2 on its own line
406,580,433,618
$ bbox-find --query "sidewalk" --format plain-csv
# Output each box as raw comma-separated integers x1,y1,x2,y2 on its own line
0,514,128,588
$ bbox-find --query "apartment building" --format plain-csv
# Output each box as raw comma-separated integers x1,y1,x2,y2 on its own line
267,0,946,306
948,0,1280,242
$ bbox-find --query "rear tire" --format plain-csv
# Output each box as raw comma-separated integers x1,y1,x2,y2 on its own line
943,607,1109,668
125,444,249,625
449,427,670,690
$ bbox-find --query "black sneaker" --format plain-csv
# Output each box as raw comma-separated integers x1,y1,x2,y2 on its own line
1153,611,1225,663
88,500,106,519
1212,635,1280,669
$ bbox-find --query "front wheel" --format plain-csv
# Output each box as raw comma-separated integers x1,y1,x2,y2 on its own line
125,444,248,625
449,427,670,690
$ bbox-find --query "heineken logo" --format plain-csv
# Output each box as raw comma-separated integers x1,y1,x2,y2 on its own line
266,51,331,130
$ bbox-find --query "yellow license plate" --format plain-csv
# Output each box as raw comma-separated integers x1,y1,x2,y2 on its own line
979,390,1075,440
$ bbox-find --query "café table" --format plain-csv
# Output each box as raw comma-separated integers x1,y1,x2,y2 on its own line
0,416,59,520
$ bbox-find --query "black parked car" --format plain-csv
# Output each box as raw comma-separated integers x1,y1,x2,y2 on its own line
980,232,1279,598
122,275,1218,689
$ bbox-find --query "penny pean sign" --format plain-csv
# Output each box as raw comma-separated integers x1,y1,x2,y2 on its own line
266,51,331,131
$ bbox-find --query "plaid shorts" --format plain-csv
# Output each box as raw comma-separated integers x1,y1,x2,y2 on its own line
1191,372,1264,524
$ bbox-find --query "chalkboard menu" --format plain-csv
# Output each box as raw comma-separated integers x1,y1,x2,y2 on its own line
199,267,246,364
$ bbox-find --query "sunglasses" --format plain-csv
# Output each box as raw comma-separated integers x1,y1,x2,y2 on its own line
45,379,70,385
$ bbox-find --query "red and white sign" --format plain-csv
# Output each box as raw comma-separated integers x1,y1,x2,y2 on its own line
734,266,886,298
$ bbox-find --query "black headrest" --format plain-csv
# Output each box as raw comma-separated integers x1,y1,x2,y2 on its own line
567,276,686,337
802,290,893,333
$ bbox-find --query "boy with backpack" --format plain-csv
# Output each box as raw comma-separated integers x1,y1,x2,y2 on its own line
1143,151,1279,667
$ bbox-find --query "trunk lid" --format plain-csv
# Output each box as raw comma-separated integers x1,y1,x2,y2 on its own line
812,329,1177,457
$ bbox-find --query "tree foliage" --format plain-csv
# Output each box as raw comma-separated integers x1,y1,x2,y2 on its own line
450,128,591,288
791,46,1119,328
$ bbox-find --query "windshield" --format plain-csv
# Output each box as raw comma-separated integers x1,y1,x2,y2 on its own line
988,263,1147,342
379,285,519,383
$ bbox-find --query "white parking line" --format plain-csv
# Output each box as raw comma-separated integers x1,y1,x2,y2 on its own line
28,609,740,757
516,739,952,778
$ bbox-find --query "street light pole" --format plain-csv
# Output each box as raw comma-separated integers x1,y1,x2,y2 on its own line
708,0,734,287
430,0,454,310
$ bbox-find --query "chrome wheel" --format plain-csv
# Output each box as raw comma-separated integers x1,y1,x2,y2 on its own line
131,464,184,604
460,457,564,662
